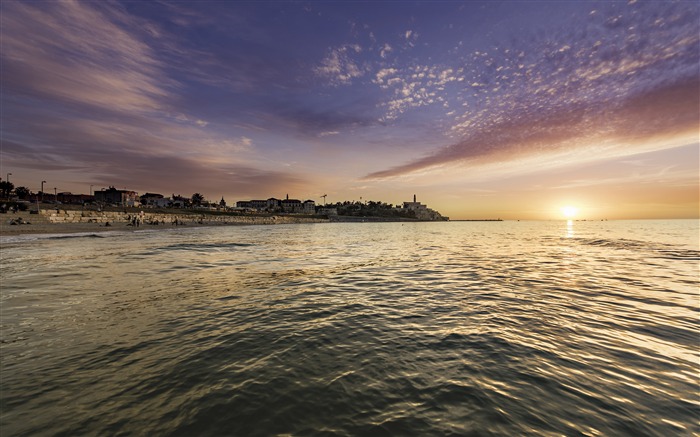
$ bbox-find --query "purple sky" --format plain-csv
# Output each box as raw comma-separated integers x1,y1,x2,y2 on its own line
1,0,698,219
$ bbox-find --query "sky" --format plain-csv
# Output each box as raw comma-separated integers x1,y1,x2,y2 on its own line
1,0,698,220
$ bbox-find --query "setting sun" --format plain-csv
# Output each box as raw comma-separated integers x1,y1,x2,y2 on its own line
561,206,579,218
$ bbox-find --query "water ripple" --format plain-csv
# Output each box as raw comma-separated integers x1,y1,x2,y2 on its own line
1,220,698,436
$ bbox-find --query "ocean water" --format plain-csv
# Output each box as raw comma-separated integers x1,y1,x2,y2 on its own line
1,220,698,436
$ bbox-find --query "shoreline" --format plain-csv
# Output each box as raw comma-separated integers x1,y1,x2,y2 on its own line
0,220,230,237
0,208,464,238
0,215,328,238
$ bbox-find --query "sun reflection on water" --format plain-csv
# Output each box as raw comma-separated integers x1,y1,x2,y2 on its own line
565,219,574,238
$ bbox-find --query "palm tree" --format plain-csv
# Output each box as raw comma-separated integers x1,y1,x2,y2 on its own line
0,181,14,198
14,186,31,200
191,193,204,207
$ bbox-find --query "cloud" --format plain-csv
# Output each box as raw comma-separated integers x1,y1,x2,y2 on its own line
380,43,393,59
365,76,699,180
373,68,398,87
2,109,306,196
403,29,419,47
373,65,462,120
1,1,172,115
365,1,700,179
88,154,305,198
0,1,312,197
315,44,365,85
263,105,377,137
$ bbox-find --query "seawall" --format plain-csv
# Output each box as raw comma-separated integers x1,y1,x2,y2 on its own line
34,209,327,225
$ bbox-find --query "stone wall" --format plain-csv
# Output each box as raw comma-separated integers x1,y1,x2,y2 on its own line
38,209,327,225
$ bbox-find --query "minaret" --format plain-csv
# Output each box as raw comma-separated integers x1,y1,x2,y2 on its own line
413,194,416,203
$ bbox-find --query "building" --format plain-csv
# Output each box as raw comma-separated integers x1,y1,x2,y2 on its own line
54,192,94,204
267,198,281,211
170,195,189,208
249,200,269,210
95,186,139,207
140,193,167,207
281,198,302,213
303,200,316,214
402,194,448,221
236,195,314,214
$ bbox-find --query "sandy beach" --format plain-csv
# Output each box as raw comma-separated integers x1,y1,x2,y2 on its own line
0,214,329,237
0,219,240,237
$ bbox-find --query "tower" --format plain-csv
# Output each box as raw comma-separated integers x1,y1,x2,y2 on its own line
413,194,416,203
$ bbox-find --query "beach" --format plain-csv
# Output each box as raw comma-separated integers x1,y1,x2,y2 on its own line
0,220,212,236
0,212,328,237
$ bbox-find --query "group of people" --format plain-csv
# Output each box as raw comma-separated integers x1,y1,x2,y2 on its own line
7,217,30,225
1,204,20,214
127,215,143,227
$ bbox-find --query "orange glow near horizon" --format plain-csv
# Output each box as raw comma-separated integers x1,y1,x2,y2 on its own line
561,206,579,219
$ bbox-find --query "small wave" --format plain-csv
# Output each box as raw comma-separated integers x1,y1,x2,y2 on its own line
656,250,700,261
1,231,112,244
576,238,698,260
46,233,106,240
577,238,658,250
157,242,255,252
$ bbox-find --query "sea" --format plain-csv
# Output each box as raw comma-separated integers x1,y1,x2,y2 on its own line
1,220,698,436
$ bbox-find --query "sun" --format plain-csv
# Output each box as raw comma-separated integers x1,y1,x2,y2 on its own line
561,205,579,219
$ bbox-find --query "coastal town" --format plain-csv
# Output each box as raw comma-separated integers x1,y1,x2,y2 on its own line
0,179,448,229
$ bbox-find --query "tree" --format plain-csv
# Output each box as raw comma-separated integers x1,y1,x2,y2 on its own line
191,193,204,207
0,181,14,198
14,186,31,200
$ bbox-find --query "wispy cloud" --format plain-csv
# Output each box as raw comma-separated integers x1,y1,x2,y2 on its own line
1,109,306,196
318,131,340,137
0,1,312,196
1,1,171,114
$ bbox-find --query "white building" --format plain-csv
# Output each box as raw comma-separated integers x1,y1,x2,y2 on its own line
402,195,447,221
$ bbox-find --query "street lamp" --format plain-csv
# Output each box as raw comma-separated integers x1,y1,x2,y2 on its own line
41,180,46,202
